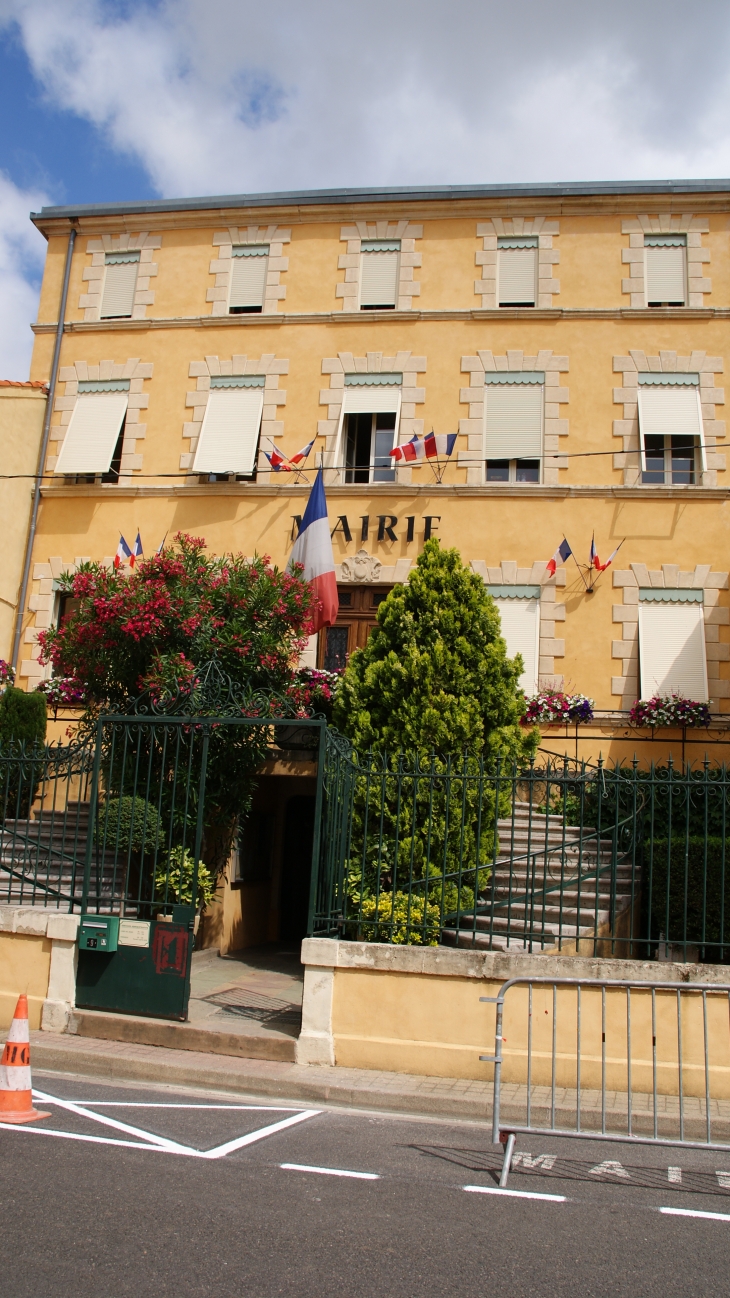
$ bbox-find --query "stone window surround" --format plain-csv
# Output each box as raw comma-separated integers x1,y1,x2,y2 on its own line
459,350,569,486
80,233,161,322
49,358,152,479
23,553,117,688
208,226,291,316
611,563,729,708
621,215,711,308
319,350,426,485
470,560,566,689
182,353,288,478
337,221,422,312
475,217,560,309
612,349,725,488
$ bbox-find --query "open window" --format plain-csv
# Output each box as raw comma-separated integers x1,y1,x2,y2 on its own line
638,591,708,701
101,252,140,319
637,375,704,485
337,376,402,483
192,375,265,480
229,245,269,314
497,236,537,307
484,373,543,484
360,240,400,309
490,588,540,693
55,380,130,480
645,234,686,307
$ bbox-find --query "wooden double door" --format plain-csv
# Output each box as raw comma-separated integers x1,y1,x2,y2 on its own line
318,585,392,671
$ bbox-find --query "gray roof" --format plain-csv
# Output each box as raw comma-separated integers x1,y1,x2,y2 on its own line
31,179,730,222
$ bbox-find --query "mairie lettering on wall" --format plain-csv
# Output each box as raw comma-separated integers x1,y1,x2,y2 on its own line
290,515,440,544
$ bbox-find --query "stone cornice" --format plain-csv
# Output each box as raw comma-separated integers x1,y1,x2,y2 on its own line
30,305,730,335
38,482,730,501
32,188,730,238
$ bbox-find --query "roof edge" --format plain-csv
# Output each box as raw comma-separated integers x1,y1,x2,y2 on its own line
30,179,730,224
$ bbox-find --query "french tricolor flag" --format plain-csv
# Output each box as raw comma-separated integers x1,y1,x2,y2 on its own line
287,468,338,633
130,530,143,568
265,444,289,471
546,538,572,577
114,534,132,570
390,433,457,463
289,438,315,466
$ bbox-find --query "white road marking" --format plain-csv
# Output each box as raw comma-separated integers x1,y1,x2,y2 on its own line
10,1089,321,1160
464,1185,566,1202
54,1102,298,1111
281,1162,379,1180
660,1207,730,1222
0,1123,166,1152
668,1167,682,1183
32,1088,192,1154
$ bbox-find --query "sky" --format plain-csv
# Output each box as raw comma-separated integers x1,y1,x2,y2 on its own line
1,0,730,376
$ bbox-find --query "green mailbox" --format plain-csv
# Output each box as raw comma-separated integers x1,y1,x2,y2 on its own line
78,914,119,953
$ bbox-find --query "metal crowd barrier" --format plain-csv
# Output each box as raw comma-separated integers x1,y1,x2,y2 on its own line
481,976,730,1188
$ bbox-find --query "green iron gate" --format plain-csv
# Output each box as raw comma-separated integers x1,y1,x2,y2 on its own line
74,665,327,1021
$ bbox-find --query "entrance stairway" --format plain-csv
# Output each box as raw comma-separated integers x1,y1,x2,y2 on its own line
0,801,122,910
441,801,636,953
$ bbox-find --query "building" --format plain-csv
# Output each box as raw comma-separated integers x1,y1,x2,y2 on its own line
0,380,47,663
20,182,730,767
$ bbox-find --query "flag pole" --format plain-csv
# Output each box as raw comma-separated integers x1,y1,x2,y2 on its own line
569,537,589,591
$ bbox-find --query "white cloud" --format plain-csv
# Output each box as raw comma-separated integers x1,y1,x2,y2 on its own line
2,0,730,374
3,0,730,199
0,172,48,379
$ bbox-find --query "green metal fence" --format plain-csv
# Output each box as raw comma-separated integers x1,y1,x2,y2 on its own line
312,734,730,962
3,711,730,966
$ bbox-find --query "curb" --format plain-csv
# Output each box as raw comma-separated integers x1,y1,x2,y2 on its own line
30,1034,494,1123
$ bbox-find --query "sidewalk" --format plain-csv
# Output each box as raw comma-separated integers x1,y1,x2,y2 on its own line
29,1029,730,1140
31,1029,493,1121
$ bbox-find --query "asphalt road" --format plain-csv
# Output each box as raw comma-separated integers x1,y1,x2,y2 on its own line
2,1070,730,1298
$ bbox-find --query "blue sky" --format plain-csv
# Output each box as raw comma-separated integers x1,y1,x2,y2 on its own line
1,0,729,377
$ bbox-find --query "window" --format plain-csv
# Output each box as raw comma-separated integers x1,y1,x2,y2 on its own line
638,592,707,701
55,379,130,477
101,252,140,319
490,589,540,694
360,240,400,309
192,375,265,478
229,245,269,314
484,373,543,484
637,375,703,485
645,235,686,306
498,236,537,306
338,375,402,483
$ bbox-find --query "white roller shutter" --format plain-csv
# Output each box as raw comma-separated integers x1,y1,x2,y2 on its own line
230,250,268,309
360,251,399,307
498,249,536,304
638,603,708,701
494,598,540,694
646,246,685,304
485,384,543,458
192,389,264,474
637,387,703,438
101,262,138,318
55,393,128,474
342,387,402,415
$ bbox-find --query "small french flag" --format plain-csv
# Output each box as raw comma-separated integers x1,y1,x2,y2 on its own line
265,444,289,472
594,545,621,574
546,538,572,577
589,534,598,569
289,438,315,466
390,433,457,463
129,530,143,568
114,534,132,570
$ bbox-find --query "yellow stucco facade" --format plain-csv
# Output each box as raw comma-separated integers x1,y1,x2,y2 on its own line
0,383,47,662
18,183,730,761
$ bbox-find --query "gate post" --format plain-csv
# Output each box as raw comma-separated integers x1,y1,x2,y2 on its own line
79,718,104,914
306,720,326,938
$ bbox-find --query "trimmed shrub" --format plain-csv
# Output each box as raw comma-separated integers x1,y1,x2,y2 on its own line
648,837,730,955
95,796,165,856
0,687,47,747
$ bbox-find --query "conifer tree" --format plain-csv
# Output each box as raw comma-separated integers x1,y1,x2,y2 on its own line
334,539,537,764
332,541,539,944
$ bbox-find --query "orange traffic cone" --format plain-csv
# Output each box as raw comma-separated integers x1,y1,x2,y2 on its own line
0,994,50,1124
